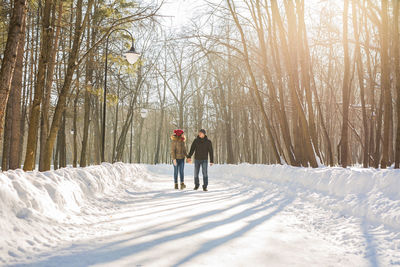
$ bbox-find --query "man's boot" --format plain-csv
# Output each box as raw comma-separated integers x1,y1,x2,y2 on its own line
202,185,208,192
194,184,199,190
174,183,179,190
180,182,186,190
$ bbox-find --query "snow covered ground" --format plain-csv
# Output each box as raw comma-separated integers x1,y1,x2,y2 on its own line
1,163,399,267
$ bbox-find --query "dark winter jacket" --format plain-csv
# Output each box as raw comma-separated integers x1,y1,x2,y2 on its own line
187,136,214,163
171,135,187,160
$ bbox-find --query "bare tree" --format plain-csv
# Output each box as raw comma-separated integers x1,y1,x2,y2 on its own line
0,0,27,138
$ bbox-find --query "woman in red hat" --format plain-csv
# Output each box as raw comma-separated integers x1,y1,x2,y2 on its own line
170,129,187,189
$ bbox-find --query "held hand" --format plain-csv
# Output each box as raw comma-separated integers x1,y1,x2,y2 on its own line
173,159,177,166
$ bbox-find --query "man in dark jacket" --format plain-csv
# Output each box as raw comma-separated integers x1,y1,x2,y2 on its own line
187,129,213,191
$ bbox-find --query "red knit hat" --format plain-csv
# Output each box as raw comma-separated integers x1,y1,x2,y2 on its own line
174,129,184,136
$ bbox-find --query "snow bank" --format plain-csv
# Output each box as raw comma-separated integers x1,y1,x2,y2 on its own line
206,164,400,230
144,163,400,229
0,163,146,221
0,163,148,264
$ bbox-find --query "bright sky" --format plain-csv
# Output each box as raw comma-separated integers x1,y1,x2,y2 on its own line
159,0,215,31
159,0,342,33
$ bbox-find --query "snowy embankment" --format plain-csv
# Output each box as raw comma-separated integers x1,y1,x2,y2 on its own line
214,164,400,230
0,163,149,264
1,163,399,265
0,163,145,222
149,164,400,229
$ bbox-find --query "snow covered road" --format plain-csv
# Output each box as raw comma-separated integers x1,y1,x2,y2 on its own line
1,163,400,266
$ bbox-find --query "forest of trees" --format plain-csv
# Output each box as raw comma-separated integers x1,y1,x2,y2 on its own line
0,0,399,171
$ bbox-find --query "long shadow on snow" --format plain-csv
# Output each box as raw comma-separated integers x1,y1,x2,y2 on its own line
82,190,245,229
171,196,294,267
131,190,244,218
13,190,283,267
86,188,238,219
93,188,235,208
115,192,277,242
75,191,270,249
120,183,264,211
92,187,242,218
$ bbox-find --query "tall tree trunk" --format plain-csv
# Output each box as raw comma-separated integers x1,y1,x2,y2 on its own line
242,108,251,162
8,13,25,170
0,0,27,138
380,0,392,168
54,133,60,170
112,75,120,162
129,114,133,163
92,97,101,164
154,83,166,164
39,0,61,171
23,0,54,171
80,6,95,167
80,84,91,167
394,0,400,168
1,9,22,170
374,87,384,167
353,0,369,167
58,111,67,168
154,107,164,164
19,18,30,167
3,8,26,171
339,0,351,168
2,91,12,170
225,33,234,164
363,7,376,167
72,72,80,167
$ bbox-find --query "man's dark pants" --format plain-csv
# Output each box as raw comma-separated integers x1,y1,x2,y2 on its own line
194,159,208,187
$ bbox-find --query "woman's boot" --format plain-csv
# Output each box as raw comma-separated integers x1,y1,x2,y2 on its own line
174,183,179,189
180,182,186,190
